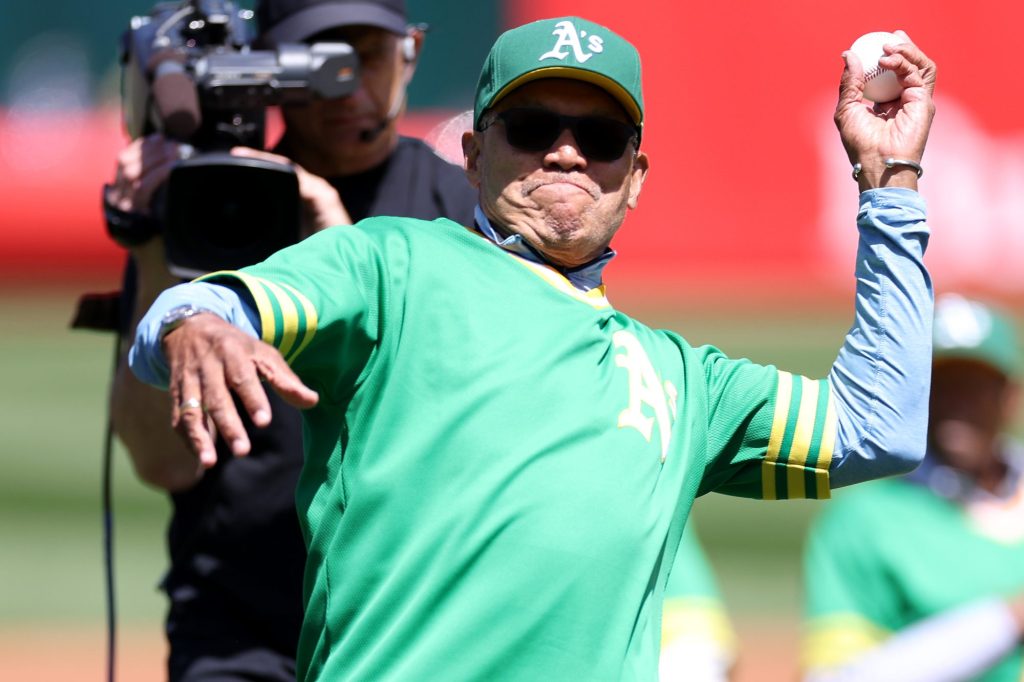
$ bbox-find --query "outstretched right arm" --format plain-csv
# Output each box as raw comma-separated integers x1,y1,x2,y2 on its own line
129,282,319,467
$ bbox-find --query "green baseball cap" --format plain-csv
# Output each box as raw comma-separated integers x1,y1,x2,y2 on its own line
932,293,1019,377
473,17,644,133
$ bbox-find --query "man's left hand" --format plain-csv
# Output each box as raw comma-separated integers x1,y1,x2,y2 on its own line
834,31,937,191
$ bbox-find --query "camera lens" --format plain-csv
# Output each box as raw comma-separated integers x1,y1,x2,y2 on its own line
164,154,301,276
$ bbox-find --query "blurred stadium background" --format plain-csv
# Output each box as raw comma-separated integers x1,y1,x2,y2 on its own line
2,1,1022,680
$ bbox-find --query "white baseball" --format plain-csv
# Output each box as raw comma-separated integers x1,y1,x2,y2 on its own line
849,31,903,102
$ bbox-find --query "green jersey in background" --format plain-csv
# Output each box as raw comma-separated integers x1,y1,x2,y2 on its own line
803,466,1024,681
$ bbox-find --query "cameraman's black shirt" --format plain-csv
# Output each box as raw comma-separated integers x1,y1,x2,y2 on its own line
137,136,476,678
326,137,475,225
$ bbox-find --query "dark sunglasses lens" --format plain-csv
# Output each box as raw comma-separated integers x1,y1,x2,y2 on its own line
499,109,635,161
503,110,562,152
576,118,634,161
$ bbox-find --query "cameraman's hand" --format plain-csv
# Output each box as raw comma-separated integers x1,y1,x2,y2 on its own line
163,313,319,466
107,134,182,215
230,147,352,235
107,135,185,297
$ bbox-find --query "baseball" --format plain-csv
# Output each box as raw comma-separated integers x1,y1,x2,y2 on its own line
849,31,903,102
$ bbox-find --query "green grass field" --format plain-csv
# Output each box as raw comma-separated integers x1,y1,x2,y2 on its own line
0,287,858,638
1,289,170,627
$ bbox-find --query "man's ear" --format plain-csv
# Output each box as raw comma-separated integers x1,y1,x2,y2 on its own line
627,151,649,209
400,30,424,84
462,131,481,188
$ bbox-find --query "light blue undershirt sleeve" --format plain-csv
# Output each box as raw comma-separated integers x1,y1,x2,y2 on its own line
128,281,261,390
828,187,933,487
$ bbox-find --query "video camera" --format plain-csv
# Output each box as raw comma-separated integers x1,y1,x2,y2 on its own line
112,0,360,277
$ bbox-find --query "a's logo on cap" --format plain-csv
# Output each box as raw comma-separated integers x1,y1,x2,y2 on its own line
538,20,605,64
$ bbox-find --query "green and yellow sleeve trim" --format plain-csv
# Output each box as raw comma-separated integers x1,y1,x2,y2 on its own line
762,371,836,500
801,613,890,671
197,270,318,365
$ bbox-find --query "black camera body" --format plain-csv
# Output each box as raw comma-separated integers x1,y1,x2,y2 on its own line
115,0,360,277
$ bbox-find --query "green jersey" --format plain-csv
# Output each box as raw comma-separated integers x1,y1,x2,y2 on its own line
203,216,836,681
803,471,1024,681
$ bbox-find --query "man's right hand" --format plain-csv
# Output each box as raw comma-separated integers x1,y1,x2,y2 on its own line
163,314,320,466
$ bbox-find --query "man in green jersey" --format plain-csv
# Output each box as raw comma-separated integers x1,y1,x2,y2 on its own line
130,17,938,680
802,293,1024,682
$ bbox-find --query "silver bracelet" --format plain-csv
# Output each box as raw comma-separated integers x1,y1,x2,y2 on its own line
851,157,924,180
158,304,213,343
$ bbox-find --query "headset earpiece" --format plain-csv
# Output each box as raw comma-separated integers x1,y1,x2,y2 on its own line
402,35,416,61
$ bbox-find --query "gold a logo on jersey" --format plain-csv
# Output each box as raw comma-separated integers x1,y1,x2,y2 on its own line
613,331,677,463
538,20,605,64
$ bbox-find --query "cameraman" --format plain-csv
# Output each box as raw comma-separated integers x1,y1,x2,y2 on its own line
106,1,476,679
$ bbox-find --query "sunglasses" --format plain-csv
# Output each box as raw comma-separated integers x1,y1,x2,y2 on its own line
481,108,639,162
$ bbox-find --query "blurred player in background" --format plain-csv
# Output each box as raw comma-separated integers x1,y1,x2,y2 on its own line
802,293,1024,682
104,0,475,680
661,523,738,681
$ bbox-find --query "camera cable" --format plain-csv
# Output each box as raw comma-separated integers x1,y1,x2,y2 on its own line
103,333,122,682
70,290,124,682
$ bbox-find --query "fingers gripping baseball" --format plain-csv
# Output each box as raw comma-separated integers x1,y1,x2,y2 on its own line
165,315,319,466
887,34,936,97
835,32,937,188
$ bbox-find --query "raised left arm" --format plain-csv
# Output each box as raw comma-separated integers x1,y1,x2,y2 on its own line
827,33,938,487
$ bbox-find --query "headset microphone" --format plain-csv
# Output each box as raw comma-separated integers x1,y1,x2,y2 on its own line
357,36,415,143
354,35,413,142
356,83,408,143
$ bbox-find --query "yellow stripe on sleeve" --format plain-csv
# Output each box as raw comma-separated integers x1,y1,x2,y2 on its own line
279,282,319,364
259,279,301,359
203,270,278,344
766,371,793,462
786,376,820,499
763,370,793,500
816,394,838,497
761,465,777,500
